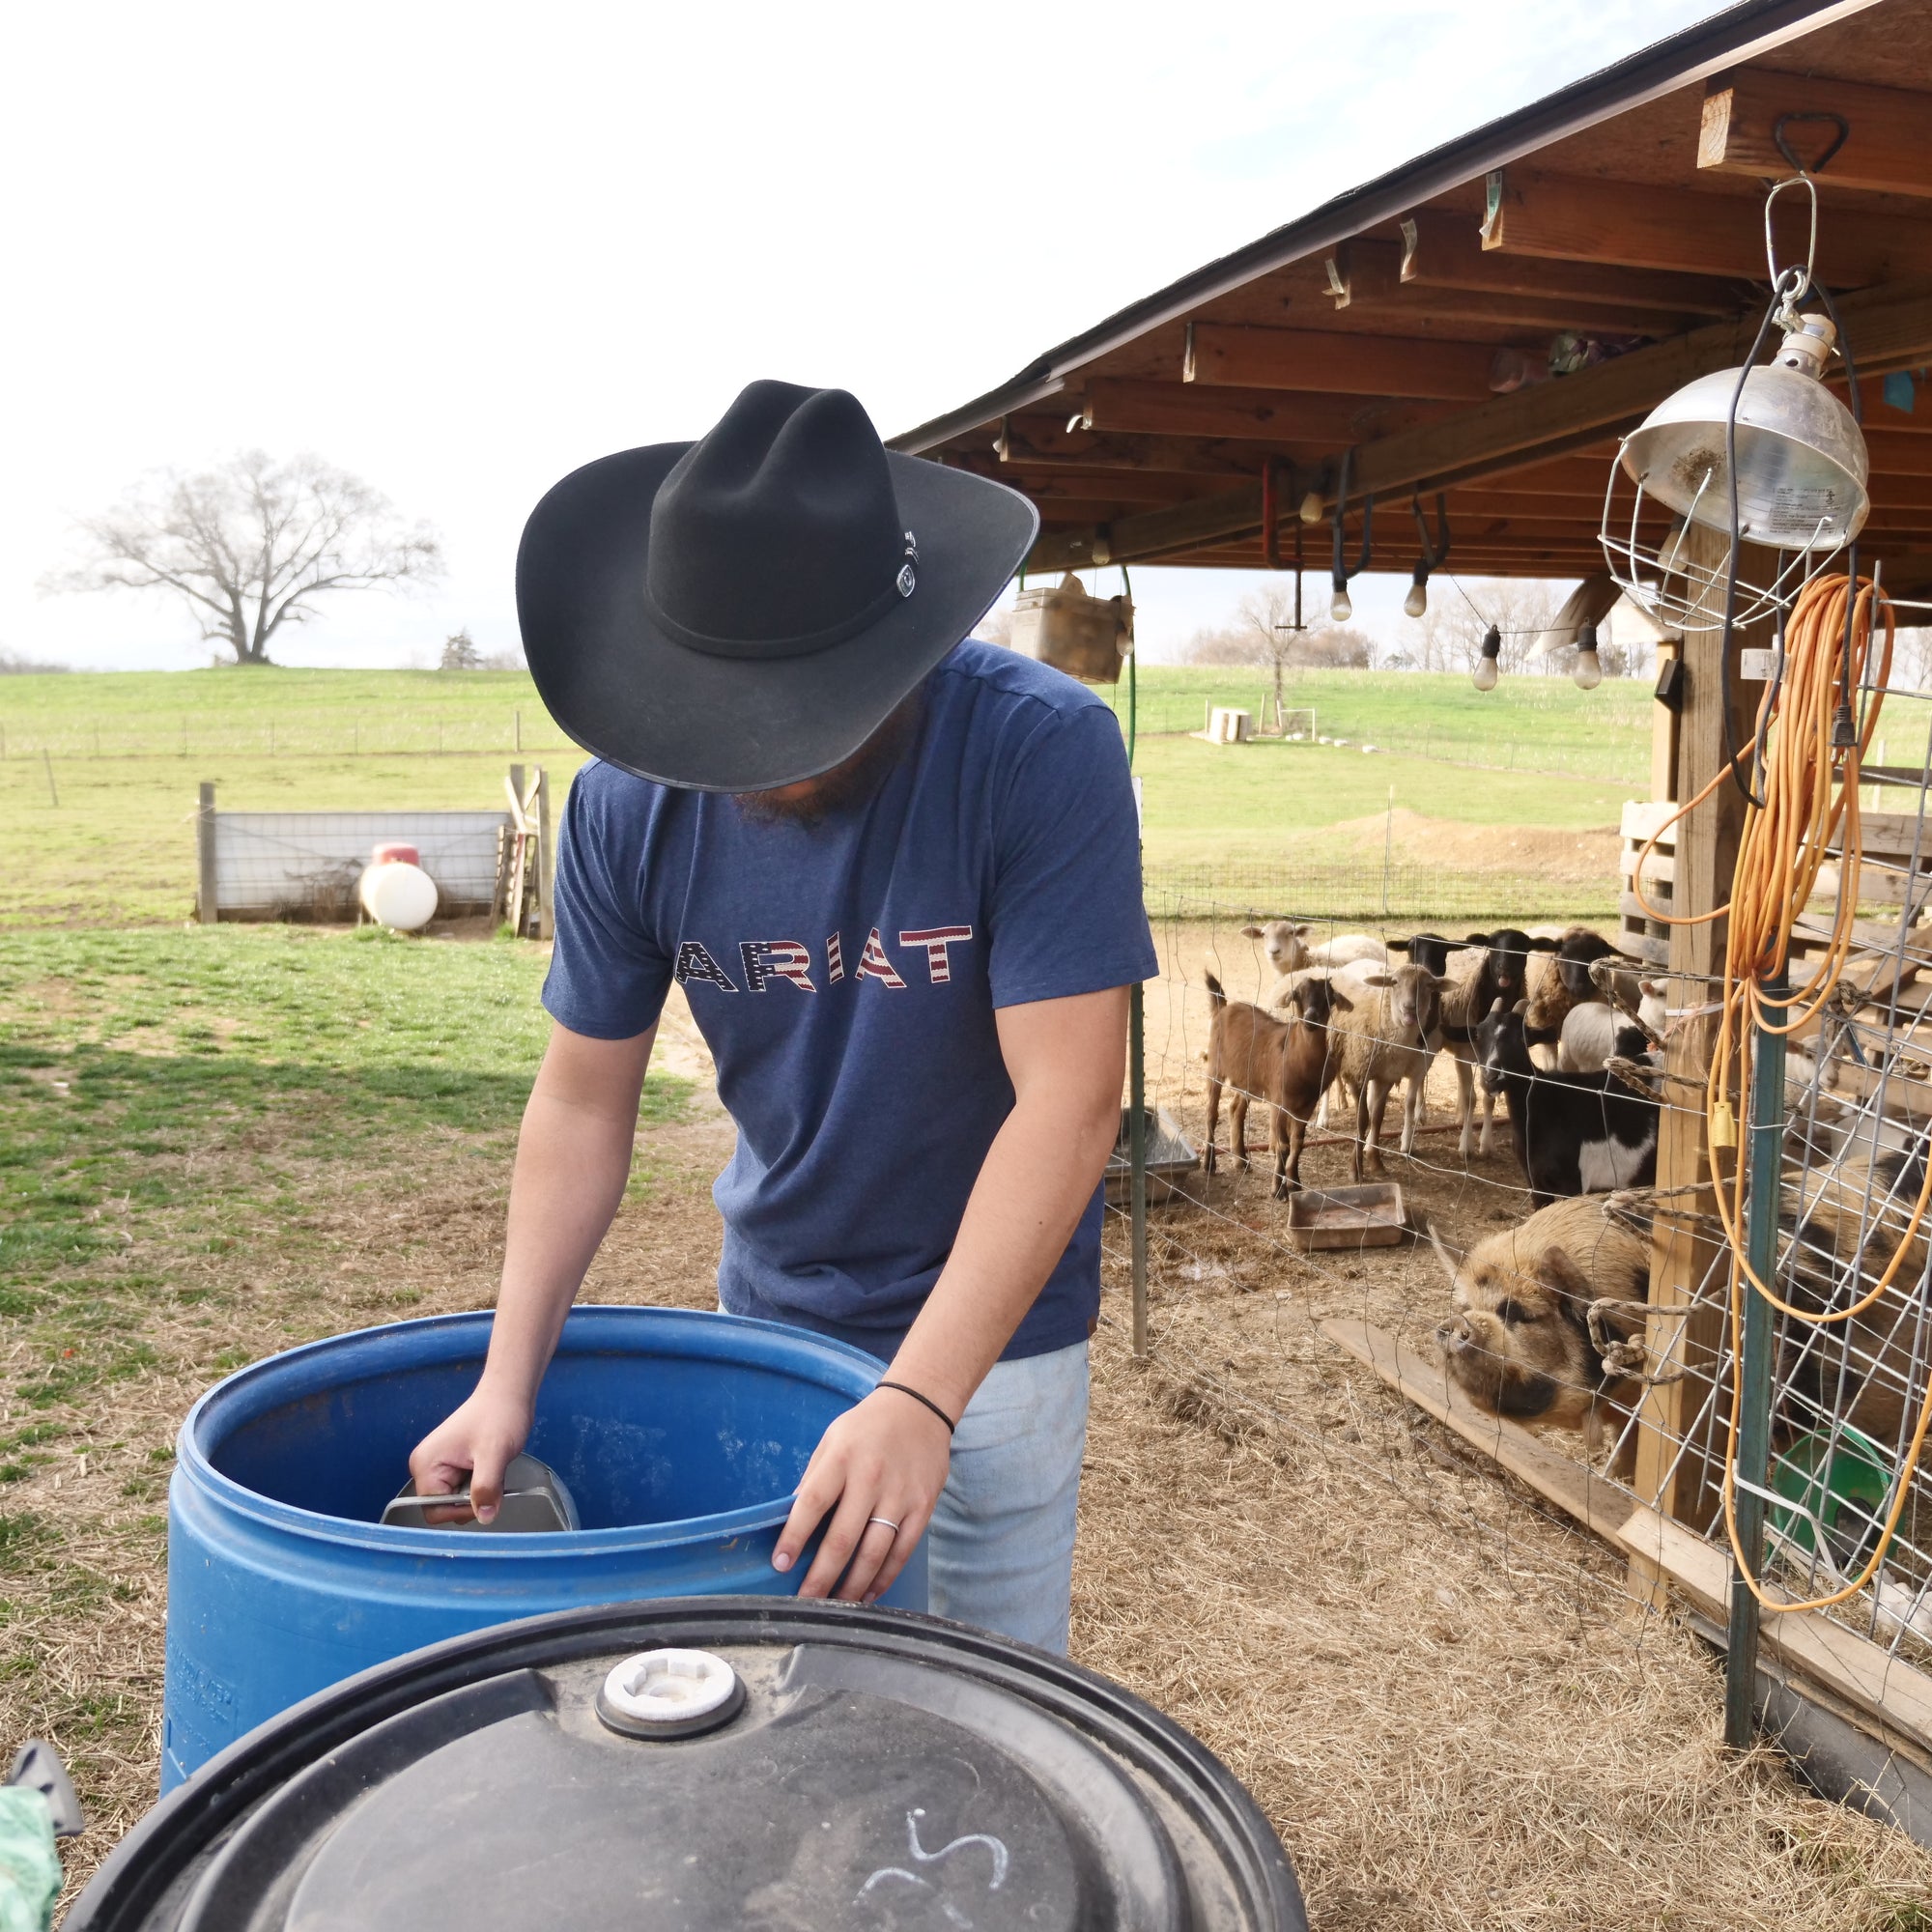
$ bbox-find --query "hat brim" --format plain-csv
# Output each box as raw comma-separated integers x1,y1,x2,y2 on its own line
516,443,1039,792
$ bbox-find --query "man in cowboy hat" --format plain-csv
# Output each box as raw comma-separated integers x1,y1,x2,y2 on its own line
410,381,1154,1651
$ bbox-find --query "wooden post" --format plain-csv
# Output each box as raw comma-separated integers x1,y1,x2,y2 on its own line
534,766,555,944
196,781,218,924
1629,525,1764,1605
1651,636,1682,805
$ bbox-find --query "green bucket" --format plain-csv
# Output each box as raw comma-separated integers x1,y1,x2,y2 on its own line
1771,1425,1895,1573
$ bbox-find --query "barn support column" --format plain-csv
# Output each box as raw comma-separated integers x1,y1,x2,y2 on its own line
1629,522,1765,1608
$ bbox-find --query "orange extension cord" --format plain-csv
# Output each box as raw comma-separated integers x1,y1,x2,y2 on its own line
1633,572,1932,1612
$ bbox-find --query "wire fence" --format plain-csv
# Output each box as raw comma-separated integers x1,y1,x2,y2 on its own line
0,709,582,762
1098,870,1932,1740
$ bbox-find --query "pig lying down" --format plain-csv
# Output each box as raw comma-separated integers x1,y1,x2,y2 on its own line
1431,1196,1652,1473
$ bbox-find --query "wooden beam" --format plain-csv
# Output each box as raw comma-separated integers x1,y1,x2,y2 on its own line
1701,70,1932,201
1629,516,1761,1607
1081,378,1446,445
1024,281,1932,573
990,421,1327,477
1484,168,1932,287
1322,1318,1635,1534
1327,237,1713,338
1402,207,1748,313
1616,1504,1932,1755
1185,324,1495,400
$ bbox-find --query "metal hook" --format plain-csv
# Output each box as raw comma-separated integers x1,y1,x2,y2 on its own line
1410,492,1451,572
1763,174,1819,310
1331,447,1373,585
1263,458,1289,571
1772,110,1849,180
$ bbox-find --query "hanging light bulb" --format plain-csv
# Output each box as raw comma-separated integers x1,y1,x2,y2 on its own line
1404,565,1429,620
1472,624,1501,692
1330,575,1352,622
1572,622,1604,691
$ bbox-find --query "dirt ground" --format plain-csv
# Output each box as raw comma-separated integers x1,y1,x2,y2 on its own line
14,975,1932,1929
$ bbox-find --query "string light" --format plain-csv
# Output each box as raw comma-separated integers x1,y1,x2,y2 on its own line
1330,575,1353,622
1403,568,1429,620
1472,624,1501,692
1572,621,1604,690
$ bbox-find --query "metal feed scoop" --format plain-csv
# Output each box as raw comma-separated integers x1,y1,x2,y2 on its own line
382,1453,580,1533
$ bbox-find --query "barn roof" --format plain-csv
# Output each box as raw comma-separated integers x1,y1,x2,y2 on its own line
893,0,1932,587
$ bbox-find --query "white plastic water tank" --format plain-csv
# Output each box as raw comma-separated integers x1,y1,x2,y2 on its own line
358,842,439,931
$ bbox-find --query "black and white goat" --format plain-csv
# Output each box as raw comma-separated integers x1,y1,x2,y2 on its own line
1474,1000,1660,1208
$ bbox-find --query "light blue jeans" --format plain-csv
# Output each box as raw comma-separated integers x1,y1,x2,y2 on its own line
925,1339,1091,1654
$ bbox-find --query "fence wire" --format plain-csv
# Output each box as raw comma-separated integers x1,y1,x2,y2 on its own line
1098,872,1932,1725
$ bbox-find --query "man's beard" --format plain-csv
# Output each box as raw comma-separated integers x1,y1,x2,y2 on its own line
733,689,924,829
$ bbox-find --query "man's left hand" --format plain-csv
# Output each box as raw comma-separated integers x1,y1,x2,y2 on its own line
773,1388,952,1603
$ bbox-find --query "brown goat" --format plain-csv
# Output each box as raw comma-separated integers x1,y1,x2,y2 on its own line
1203,970,1348,1198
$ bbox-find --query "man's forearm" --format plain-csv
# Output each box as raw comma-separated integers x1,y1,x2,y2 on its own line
888,1062,1122,1421
479,1026,656,1408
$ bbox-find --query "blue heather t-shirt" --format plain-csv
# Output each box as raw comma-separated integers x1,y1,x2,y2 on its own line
542,639,1157,1363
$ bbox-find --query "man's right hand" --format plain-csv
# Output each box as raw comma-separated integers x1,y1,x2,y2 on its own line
409,1383,533,1524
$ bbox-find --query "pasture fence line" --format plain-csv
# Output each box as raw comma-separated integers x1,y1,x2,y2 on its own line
0,711,584,764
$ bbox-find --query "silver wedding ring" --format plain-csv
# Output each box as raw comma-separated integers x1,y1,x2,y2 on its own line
867,1516,901,1535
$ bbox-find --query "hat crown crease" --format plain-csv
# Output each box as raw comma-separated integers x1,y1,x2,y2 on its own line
645,383,906,657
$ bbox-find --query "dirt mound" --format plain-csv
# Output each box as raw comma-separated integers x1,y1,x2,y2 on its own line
1327,807,1622,885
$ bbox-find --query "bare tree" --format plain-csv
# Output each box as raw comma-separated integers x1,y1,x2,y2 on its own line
440,628,483,670
1419,577,1565,678
46,451,440,665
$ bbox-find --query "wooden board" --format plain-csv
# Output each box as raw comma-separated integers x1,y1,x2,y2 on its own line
1320,1317,1633,1536
1324,1317,1932,1755
1699,70,1932,201
1615,1503,1932,1757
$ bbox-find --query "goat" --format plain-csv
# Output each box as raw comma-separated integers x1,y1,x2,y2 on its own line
1392,927,1555,1159
1586,956,1669,1037
1327,963,1449,1180
1521,926,1620,1055
1431,1195,1652,1471
1557,1002,1654,1074
1203,970,1348,1197
1247,922,1387,980
1238,920,1311,978
1474,1000,1659,1208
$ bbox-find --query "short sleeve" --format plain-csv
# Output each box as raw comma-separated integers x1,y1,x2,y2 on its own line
986,704,1158,1009
541,766,674,1039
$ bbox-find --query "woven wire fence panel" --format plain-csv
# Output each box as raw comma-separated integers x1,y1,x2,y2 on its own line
213,811,511,917
1635,688,1932,1680
1095,884,1690,1640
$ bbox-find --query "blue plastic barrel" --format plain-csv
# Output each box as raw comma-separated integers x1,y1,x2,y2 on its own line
163,1305,923,1788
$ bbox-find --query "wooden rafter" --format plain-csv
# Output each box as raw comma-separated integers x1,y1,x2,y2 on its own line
1483,167,1932,285
1023,277,1932,574
1079,378,1449,444
1700,69,1932,199
1184,324,1495,399
1402,207,1748,312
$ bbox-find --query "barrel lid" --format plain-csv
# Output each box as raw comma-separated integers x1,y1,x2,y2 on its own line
74,1601,1304,1932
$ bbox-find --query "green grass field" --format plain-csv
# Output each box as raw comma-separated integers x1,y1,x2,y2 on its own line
0,665,1641,924
1099,665,1656,781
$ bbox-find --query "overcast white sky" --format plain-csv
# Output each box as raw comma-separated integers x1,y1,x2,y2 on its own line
0,0,1734,672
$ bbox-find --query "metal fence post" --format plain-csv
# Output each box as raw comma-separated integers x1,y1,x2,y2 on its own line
1724,969,1786,1749
1129,979,1149,1359
196,782,218,924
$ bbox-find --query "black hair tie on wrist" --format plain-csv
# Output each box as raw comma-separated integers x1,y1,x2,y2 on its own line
873,1379,957,1435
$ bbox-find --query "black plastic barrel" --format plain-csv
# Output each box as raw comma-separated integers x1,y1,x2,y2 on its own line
73,1598,1307,1931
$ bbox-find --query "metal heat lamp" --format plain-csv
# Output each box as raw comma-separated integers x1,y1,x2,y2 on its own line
1619,313,1868,551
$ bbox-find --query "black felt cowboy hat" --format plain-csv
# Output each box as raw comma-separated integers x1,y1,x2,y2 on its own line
516,381,1038,791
